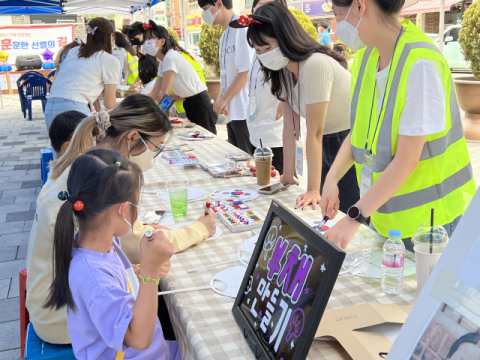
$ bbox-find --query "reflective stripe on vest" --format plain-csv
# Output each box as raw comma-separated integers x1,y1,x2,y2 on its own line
127,52,139,85
351,42,473,215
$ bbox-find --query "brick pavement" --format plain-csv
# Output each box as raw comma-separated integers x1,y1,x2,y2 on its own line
0,93,478,359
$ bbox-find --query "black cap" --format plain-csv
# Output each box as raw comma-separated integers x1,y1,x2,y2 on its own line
229,14,272,28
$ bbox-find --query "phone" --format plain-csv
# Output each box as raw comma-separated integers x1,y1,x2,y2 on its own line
141,210,166,225
258,183,289,195
159,94,175,113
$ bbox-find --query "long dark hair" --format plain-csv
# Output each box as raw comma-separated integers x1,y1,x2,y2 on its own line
252,0,286,11
115,31,136,57
331,0,405,16
79,17,114,58
143,20,195,60
50,94,172,180
44,149,143,311
128,21,145,43
247,2,347,100
139,54,159,85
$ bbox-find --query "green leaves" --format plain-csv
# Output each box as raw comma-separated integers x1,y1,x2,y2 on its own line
458,1,480,79
167,27,180,42
289,8,318,41
198,23,225,77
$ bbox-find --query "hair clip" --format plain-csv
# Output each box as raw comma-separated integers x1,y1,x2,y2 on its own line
142,22,153,30
58,190,69,201
237,14,261,26
137,51,144,58
86,25,98,35
73,200,84,211
95,111,111,131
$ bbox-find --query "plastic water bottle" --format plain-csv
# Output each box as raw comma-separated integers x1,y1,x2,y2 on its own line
382,229,405,294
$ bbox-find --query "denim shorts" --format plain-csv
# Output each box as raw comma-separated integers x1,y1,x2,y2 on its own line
369,215,462,252
44,98,91,132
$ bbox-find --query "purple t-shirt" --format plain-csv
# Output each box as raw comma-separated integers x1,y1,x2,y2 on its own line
68,237,177,360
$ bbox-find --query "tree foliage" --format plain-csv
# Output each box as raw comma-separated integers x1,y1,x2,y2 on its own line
289,8,318,41
458,0,480,79
167,27,179,42
198,23,224,77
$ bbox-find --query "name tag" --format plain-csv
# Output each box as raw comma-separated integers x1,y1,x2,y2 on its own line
360,150,373,198
248,96,257,122
296,140,303,176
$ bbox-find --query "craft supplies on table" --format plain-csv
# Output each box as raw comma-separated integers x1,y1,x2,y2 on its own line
180,131,214,140
226,153,252,162
209,200,251,218
211,188,259,202
201,161,252,179
161,150,200,166
219,209,266,233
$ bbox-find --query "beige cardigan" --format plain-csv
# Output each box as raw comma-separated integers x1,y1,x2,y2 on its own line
26,166,208,344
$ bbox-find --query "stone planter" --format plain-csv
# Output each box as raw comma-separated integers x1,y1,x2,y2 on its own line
206,77,221,101
454,77,480,142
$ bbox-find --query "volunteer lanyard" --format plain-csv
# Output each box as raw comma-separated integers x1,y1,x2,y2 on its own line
364,26,403,154
220,15,236,76
287,64,301,138
248,57,262,96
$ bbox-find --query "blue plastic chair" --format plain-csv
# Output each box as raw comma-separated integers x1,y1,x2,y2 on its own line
25,323,75,360
21,76,52,121
47,70,56,81
41,148,53,186
17,73,42,118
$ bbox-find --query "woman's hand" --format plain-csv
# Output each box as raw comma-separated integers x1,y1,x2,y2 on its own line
213,95,228,116
295,190,321,210
276,103,283,120
196,213,216,237
280,174,299,186
319,178,340,220
324,217,360,249
158,259,171,279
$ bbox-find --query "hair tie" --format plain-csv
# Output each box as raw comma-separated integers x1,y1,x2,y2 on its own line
142,22,153,30
137,51,144,58
86,25,98,35
73,200,85,211
95,110,111,131
58,190,69,201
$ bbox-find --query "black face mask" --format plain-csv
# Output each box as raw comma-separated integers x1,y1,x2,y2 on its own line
130,38,144,46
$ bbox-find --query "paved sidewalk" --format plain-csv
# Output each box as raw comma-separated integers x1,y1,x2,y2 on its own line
0,94,478,359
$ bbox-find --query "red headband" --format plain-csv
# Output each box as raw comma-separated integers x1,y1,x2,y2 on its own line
237,14,261,27
142,22,153,30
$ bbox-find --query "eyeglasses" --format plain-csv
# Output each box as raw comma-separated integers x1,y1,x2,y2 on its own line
145,138,165,158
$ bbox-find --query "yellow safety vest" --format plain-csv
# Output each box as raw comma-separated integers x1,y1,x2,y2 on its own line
174,52,206,114
350,19,475,238
127,52,139,86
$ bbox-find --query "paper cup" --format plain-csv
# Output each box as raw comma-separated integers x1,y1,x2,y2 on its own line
414,244,444,292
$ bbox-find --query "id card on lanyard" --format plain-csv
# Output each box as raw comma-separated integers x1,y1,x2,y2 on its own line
220,24,233,94
361,26,403,198
248,58,261,122
288,65,303,176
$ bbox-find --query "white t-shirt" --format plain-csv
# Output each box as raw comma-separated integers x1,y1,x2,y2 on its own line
375,59,446,136
247,56,283,148
112,48,126,87
49,47,120,105
282,52,351,135
157,49,207,99
219,16,254,122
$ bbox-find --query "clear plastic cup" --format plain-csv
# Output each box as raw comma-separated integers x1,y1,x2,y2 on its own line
254,147,273,186
166,180,189,218
412,223,449,292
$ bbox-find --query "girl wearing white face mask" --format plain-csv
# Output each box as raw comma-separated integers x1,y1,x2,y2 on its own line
239,2,358,214
143,20,218,134
318,0,474,251
26,95,216,345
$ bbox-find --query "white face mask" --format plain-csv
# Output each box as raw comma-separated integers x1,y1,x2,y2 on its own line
119,202,139,229
335,3,367,51
202,6,220,26
143,39,160,57
210,265,247,298
129,136,156,172
257,47,289,71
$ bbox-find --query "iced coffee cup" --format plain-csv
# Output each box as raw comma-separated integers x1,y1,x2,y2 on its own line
254,147,273,186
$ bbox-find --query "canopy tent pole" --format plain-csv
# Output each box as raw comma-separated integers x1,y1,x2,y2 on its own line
182,0,188,48
439,0,445,53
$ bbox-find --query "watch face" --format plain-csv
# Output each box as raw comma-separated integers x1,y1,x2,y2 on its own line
348,206,360,219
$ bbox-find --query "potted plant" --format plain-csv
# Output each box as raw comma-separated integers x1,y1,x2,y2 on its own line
198,23,224,101
455,0,480,141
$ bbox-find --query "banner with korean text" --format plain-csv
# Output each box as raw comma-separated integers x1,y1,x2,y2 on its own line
0,25,74,64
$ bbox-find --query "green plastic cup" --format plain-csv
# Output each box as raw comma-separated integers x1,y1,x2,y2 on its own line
167,180,188,218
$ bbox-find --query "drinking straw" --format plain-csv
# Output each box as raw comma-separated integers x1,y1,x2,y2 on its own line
430,208,434,254
259,139,265,158
158,285,211,296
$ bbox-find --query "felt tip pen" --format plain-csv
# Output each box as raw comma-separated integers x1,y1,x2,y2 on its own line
205,195,212,216
314,215,329,232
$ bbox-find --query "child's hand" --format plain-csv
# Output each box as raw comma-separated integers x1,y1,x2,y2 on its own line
196,213,216,237
140,230,174,275
158,260,171,279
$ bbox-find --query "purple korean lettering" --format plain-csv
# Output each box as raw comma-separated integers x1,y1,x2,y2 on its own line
267,237,288,280
288,254,314,303
277,244,301,295
269,299,293,352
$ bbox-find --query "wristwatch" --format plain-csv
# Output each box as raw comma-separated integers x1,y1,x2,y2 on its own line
347,205,367,224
